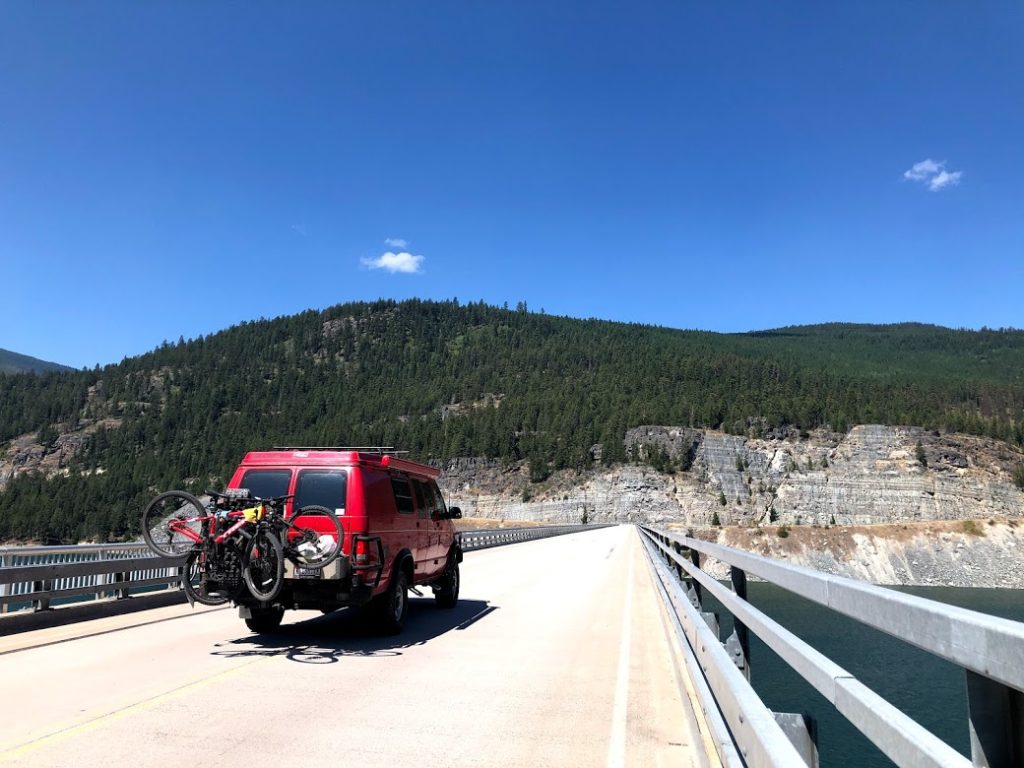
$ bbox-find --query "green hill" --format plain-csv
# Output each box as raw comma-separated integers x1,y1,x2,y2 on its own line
1,299,1022,542
0,348,71,375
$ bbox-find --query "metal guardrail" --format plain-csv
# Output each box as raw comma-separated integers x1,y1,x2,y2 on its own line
0,524,609,617
459,524,610,551
639,525,1024,768
0,543,185,613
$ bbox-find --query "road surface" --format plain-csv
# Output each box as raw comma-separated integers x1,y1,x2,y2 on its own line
0,526,711,767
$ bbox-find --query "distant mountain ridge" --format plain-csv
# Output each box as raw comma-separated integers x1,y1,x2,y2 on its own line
0,348,71,374
0,299,1022,543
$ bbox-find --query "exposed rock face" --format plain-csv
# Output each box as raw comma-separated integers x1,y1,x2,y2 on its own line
696,520,1024,588
440,425,1024,530
0,419,121,487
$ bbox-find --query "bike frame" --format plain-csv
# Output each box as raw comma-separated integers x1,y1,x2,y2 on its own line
168,508,253,546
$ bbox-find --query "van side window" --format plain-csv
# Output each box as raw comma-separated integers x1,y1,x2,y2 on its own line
390,477,415,515
421,482,437,517
430,481,448,516
412,480,428,518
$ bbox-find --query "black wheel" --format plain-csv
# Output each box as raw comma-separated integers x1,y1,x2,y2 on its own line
142,491,207,558
242,528,284,602
434,558,460,609
285,505,344,569
372,567,408,635
244,606,284,633
182,549,232,606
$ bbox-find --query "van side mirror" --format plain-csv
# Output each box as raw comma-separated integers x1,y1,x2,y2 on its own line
449,506,462,520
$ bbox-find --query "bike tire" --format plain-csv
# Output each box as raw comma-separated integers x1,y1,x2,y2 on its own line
142,490,207,558
286,505,345,569
242,527,284,602
182,549,232,606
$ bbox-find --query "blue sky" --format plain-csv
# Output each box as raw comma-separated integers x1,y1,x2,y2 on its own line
2,2,1022,368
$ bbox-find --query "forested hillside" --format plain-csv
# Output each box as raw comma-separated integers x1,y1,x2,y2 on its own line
1,299,1022,542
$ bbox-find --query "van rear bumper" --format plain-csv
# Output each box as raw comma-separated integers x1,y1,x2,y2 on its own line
266,556,376,610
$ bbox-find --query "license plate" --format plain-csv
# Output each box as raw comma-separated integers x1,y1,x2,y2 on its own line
294,566,323,579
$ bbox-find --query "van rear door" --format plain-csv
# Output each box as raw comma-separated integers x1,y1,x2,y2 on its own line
292,468,348,550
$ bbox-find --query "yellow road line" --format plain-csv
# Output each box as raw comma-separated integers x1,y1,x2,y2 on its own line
0,656,265,763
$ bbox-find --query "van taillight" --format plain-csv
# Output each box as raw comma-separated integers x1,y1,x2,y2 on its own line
355,539,368,563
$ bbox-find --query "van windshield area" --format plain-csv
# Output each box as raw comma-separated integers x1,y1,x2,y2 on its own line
240,469,291,500
295,470,347,513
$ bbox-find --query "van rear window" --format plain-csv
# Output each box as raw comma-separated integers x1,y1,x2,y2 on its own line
295,470,347,512
240,469,292,500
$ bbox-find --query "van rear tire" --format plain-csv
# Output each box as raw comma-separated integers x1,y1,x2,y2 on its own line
371,569,408,635
245,606,284,633
434,560,459,609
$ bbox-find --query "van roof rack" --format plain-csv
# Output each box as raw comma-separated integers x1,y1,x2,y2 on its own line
271,446,408,455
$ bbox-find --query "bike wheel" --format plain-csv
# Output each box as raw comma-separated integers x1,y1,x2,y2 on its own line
242,528,284,602
286,505,344,569
142,491,207,558
182,549,231,606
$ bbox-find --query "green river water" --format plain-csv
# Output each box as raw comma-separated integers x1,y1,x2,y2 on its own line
699,582,1024,767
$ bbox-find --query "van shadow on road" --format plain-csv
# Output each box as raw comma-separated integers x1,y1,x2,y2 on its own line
210,598,497,664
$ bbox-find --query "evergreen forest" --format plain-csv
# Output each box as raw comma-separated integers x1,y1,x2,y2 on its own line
1,299,1023,542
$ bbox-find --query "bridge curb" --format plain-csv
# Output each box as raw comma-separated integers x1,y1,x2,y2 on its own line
0,590,186,637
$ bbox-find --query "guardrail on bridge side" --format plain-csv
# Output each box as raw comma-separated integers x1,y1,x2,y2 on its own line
0,523,610,618
638,525,1024,768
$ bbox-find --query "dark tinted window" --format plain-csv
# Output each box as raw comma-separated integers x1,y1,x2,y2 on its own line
390,477,414,514
430,481,447,516
421,482,437,515
412,480,428,518
295,470,347,512
240,470,292,500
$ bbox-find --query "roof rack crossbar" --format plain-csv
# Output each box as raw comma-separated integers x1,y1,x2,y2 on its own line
270,446,408,455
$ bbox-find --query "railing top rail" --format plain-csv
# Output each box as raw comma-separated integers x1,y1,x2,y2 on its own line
0,525,610,558
0,542,149,558
644,525,1024,693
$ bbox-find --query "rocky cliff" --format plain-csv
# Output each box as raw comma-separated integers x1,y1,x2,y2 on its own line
691,519,1024,589
440,425,1024,529
436,425,1024,587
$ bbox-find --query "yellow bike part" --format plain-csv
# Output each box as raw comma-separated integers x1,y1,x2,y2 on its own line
241,505,265,522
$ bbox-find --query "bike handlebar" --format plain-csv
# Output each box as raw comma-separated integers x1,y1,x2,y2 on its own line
205,489,295,507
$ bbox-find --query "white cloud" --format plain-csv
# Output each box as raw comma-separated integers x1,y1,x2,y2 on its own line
361,251,425,274
903,159,942,181
384,237,409,249
928,169,962,191
903,158,962,191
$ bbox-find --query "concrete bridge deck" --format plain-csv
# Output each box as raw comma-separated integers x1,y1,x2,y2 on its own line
0,526,709,767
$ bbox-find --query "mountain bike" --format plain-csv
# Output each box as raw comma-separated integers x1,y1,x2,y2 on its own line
141,489,343,603
236,494,344,601
142,489,261,605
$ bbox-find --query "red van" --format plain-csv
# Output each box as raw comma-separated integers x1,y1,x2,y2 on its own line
225,448,462,634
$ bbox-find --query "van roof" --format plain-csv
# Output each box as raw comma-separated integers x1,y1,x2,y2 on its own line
238,450,441,478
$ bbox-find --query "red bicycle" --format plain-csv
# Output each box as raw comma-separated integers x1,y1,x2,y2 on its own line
142,489,342,604
142,489,271,605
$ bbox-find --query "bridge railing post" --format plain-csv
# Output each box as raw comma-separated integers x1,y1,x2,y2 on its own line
672,540,684,581
33,579,52,611
966,669,1024,767
728,565,751,681
689,548,703,608
0,553,8,613
114,571,129,600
